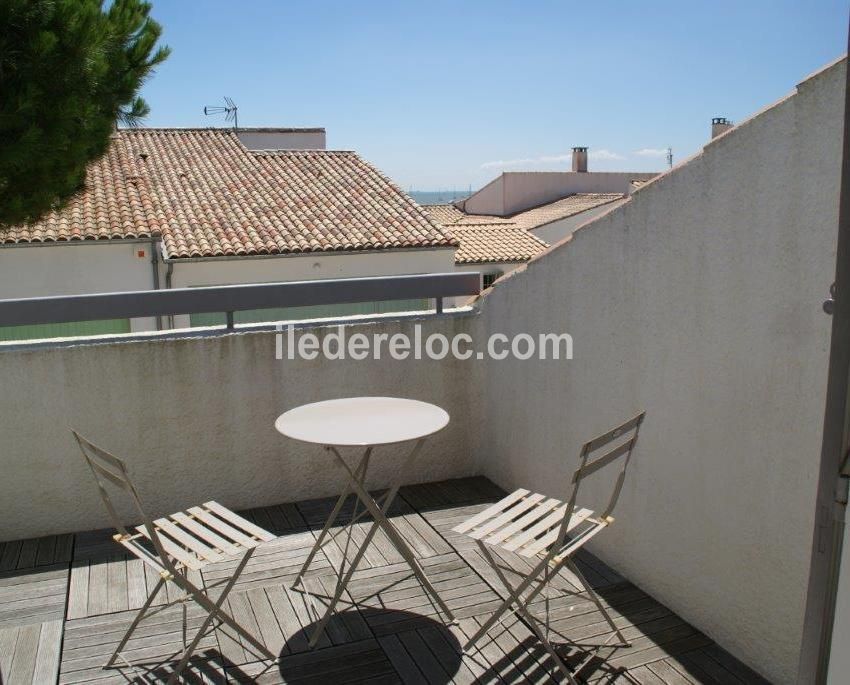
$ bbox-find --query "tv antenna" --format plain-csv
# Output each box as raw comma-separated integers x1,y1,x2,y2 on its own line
666,146,673,170
203,96,238,129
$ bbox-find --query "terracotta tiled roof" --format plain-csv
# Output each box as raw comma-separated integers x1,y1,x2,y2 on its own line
508,193,623,230
452,225,549,264
1,129,456,258
424,193,622,233
421,204,466,226
425,193,618,264
422,204,513,226
0,140,158,244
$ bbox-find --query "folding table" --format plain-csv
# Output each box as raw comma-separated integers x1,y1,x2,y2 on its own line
275,396,456,646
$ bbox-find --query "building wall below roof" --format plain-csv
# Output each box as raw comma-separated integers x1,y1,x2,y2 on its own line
469,57,845,684
529,202,624,245
461,174,506,215
0,242,456,333
0,241,159,332
464,171,656,217
501,171,655,216
0,241,153,298
235,129,326,150
167,248,456,329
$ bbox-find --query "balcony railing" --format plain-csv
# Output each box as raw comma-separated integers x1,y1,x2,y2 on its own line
0,272,481,331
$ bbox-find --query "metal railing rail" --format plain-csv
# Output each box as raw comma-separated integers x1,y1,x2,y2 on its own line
0,272,481,329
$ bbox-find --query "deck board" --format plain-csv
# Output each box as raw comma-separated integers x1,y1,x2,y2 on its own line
0,476,766,684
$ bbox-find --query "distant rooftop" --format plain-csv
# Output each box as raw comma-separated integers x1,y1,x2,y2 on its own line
1,129,456,259
115,126,326,133
451,225,549,264
425,193,622,232
423,192,624,264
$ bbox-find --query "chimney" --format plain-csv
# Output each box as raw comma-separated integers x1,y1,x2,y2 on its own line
711,117,733,139
571,146,588,173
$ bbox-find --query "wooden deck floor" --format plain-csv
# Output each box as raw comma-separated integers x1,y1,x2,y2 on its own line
0,477,769,684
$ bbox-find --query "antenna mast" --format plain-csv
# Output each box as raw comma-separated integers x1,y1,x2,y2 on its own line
203,97,239,129
666,147,673,170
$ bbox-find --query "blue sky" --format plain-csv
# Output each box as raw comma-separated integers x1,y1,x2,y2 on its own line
140,1,847,191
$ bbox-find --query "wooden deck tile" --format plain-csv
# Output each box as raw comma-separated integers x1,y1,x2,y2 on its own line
296,492,449,569
399,476,506,511
697,644,771,683
0,620,63,684
0,563,69,627
238,502,309,536
672,647,766,684
0,534,73,572
67,555,204,620
227,638,398,684
459,613,569,684
295,489,405,528
344,553,503,634
582,626,714,682
646,658,701,684
60,604,225,683
201,530,331,595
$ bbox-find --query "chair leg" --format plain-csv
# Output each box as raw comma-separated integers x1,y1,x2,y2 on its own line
474,542,579,684
105,576,166,668
564,558,630,647
167,547,272,684
464,549,557,650
514,604,580,684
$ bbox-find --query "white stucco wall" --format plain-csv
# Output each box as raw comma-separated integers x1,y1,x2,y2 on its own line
469,57,845,684
530,201,625,245
0,241,155,298
0,241,159,331
167,248,456,327
0,243,457,332
500,172,655,216
169,248,455,288
0,313,477,540
461,175,506,215
463,171,656,216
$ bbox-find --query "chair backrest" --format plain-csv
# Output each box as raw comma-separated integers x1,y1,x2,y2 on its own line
553,412,646,551
72,430,174,572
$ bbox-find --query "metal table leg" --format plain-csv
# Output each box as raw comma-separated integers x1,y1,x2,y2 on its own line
293,438,457,647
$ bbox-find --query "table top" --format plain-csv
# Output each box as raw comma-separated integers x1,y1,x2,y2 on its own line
275,397,450,446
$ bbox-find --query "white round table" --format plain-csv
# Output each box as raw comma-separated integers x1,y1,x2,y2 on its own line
275,396,449,447
275,397,455,645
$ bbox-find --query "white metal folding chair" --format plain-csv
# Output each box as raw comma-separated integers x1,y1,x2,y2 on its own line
72,431,277,683
452,412,646,684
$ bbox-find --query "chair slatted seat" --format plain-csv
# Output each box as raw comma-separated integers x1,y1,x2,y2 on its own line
125,502,273,572
452,412,646,685
72,431,277,684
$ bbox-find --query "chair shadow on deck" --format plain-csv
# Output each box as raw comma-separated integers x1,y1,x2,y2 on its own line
92,647,230,684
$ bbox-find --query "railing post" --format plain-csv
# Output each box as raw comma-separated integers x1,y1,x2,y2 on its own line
436,297,443,314
226,312,234,329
